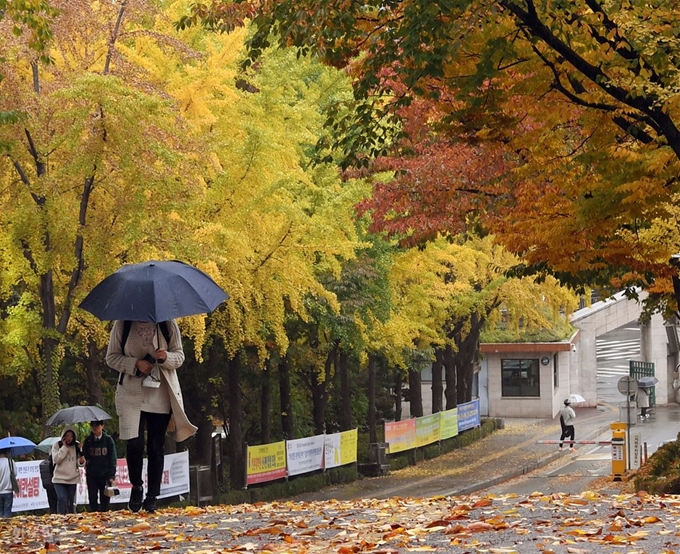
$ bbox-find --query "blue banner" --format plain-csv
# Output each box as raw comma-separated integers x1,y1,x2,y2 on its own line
457,399,480,432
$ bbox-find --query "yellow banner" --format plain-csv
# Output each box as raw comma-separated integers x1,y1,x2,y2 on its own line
246,441,287,485
416,413,441,447
439,408,459,440
339,429,358,465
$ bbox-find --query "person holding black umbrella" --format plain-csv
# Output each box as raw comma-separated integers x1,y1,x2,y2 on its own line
51,427,86,514
105,319,197,513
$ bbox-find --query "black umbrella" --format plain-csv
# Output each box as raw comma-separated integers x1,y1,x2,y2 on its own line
637,376,659,388
79,260,229,323
46,405,112,426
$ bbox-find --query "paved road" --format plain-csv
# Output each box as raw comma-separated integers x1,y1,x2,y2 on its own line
479,403,680,496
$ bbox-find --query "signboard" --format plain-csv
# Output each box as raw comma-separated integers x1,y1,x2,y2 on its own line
384,419,417,454
629,431,641,470
286,435,325,477
415,414,440,448
457,399,481,432
324,429,358,469
617,375,637,396
246,441,287,485
439,408,459,440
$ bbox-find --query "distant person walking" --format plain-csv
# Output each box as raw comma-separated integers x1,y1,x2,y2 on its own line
637,387,650,419
559,399,576,452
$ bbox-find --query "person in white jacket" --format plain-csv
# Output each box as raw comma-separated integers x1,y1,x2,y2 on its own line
558,399,577,452
0,450,16,517
51,426,85,514
105,319,196,513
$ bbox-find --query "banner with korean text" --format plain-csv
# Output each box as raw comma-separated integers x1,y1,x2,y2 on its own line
439,407,459,440
416,413,441,448
286,434,325,476
384,418,417,454
246,441,287,485
457,399,481,432
324,429,358,469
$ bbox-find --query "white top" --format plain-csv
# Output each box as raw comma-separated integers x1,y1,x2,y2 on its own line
560,405,576,426
0,457,13,494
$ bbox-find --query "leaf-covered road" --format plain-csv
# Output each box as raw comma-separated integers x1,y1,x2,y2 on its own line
3,491,679,553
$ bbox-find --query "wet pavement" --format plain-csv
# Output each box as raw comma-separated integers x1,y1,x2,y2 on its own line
292,401,680,502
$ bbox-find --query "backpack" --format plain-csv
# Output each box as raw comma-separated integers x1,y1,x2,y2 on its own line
39,455,55,487
117,320,171,385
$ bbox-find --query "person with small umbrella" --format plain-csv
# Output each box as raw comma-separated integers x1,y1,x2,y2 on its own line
637,386,651,419
105,319,197,513
558,399,577,452
51,427,86,514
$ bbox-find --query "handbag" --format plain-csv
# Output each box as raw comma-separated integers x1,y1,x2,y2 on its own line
9,460,19,494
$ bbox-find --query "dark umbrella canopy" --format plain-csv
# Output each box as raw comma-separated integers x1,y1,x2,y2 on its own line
0,436,36,457
46,405,112,426
637,376,659,387
78,260,229,323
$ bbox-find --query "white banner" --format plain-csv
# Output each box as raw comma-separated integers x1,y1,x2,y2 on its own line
12,451,190,513
286,434,325,476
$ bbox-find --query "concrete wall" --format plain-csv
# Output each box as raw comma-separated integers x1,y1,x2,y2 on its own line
485,348,574,418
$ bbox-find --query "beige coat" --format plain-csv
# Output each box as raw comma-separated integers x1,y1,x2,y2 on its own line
105,320,197,442
51,426,85,485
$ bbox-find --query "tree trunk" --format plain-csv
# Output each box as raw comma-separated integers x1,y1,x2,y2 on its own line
310,352,330,435
368,354,377,443
278,358,294,440
228,354,245,489
394,371,403,421
431,349,444,413
454,313,483,404
408,368,423,418
338,350,352,431
443,344,457,410
260,362,271,444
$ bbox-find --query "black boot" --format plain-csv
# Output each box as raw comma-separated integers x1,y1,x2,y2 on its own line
143,496,157,513
128,486,143,513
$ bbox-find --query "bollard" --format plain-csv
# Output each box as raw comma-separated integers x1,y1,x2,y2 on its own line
610,422,627,481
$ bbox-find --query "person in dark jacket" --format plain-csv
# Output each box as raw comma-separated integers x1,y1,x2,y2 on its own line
82,421,117,512
38,456,58,514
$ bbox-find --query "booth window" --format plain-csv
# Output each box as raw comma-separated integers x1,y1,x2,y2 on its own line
501,359,540,397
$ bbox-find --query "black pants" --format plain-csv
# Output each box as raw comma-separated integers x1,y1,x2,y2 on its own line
44,485,58,514
559,425,575,448
86,476,111,512
126,411,171,498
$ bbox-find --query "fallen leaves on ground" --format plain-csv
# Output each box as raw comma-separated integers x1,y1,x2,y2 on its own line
2,491,679,553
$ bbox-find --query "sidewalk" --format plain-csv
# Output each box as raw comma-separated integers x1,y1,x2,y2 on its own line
293,402,680,502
